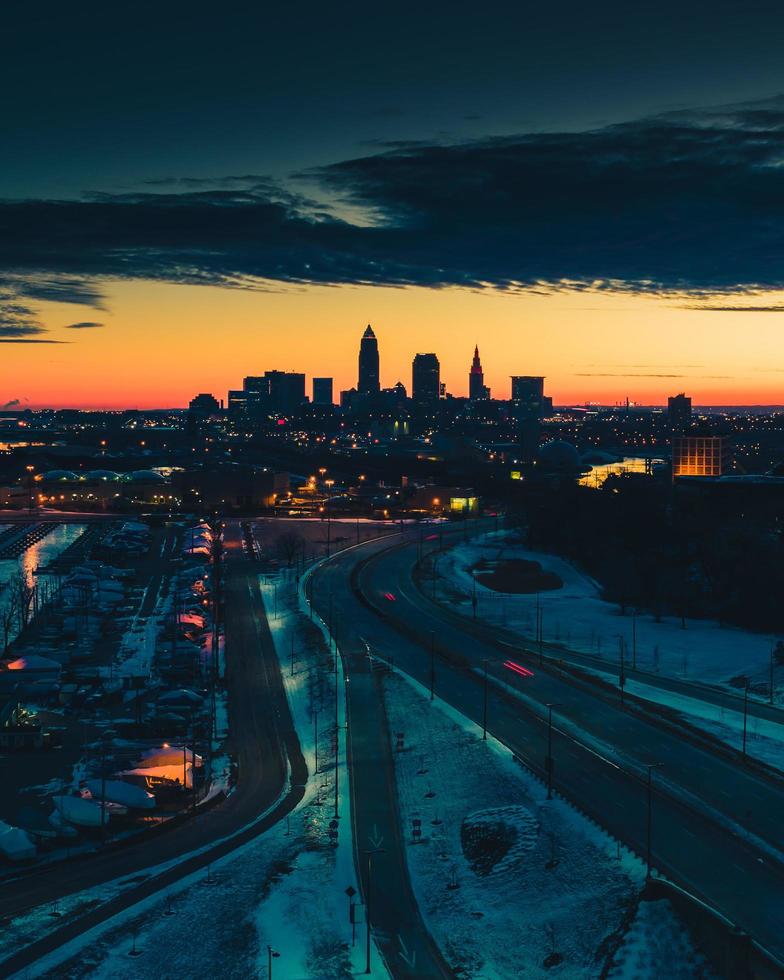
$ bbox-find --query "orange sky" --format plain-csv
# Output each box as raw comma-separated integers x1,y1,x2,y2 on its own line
2,280,784,409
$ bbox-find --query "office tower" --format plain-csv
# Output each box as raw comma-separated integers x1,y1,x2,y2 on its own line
227,389,249,416
242,371,305,414
188,393,220,415
469,345,485,400
312,377,334,405
671,435,730,480
265,370,306,413
511,375,545,409
412,353,440,404
511,375,545,460
358,324,380,394
668,392,692,431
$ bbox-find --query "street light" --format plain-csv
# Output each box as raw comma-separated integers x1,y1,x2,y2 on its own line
334,625,340,820
545,703,560,800
429,631,436,701
742,680,749,759
364,847,385,974
267,945,280,978
482,659,489,740
645,762,664,879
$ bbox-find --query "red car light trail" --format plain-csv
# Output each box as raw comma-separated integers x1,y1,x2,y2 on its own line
503,660,534,678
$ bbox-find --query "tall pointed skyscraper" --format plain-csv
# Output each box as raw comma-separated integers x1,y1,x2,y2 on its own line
358,324,380,394
469,344,485,400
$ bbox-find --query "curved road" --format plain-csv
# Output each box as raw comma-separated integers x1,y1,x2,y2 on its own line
314,529,784,966
0,521,306,978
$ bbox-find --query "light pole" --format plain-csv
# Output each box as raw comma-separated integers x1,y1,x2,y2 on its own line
632,609,637,670
364,848,385,974
770,641,777,706
432,554,439,599
334,627,339,820
645,762,664,879
429,631,436,701
482,659,489,740
742,680,749,759
325,478,334,557
545,703,560,800
267,945,280,978
314,708,320,804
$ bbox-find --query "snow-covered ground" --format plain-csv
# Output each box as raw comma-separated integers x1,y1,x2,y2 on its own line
437,533,782,696
17,567,388,980
606,898,718,979
624,676,783,771
380,666,715,979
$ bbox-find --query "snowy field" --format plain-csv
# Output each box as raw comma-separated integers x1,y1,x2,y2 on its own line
379,668,714,978
606,898,718,979
19,569,388,980
437,533,781,696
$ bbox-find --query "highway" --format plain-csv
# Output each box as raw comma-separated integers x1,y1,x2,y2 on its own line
0,521,305,978
312,528,784,966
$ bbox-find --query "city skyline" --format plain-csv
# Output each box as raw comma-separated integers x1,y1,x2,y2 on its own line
6,287,784,410
4,5,784,409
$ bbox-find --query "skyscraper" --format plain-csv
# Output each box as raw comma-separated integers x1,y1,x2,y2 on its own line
358,324,380,394
469,345,485,400
511,375,545,460
412,353,440,404
312,377,333,405
668,392,692,432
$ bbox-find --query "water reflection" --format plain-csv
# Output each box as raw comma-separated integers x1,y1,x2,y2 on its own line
0,523,86,646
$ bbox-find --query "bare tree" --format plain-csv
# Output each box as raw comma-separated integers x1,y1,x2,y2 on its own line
276,531,305,567
13,573,36,631
1,590,18,655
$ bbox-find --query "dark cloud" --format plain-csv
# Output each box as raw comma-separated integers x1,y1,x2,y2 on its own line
1,398,22,408
64,320,104,329
681,304,784,312
4,99,784,300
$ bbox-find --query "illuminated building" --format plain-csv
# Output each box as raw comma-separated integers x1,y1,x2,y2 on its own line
511,375,545,461
672,435,730,479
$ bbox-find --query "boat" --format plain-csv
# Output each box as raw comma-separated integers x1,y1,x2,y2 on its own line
52,794,104,828
0,820,36,861
84,778,155,810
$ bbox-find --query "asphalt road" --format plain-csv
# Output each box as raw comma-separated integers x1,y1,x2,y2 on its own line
314,529,784,966
310,554,454,980
0,521,305,978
